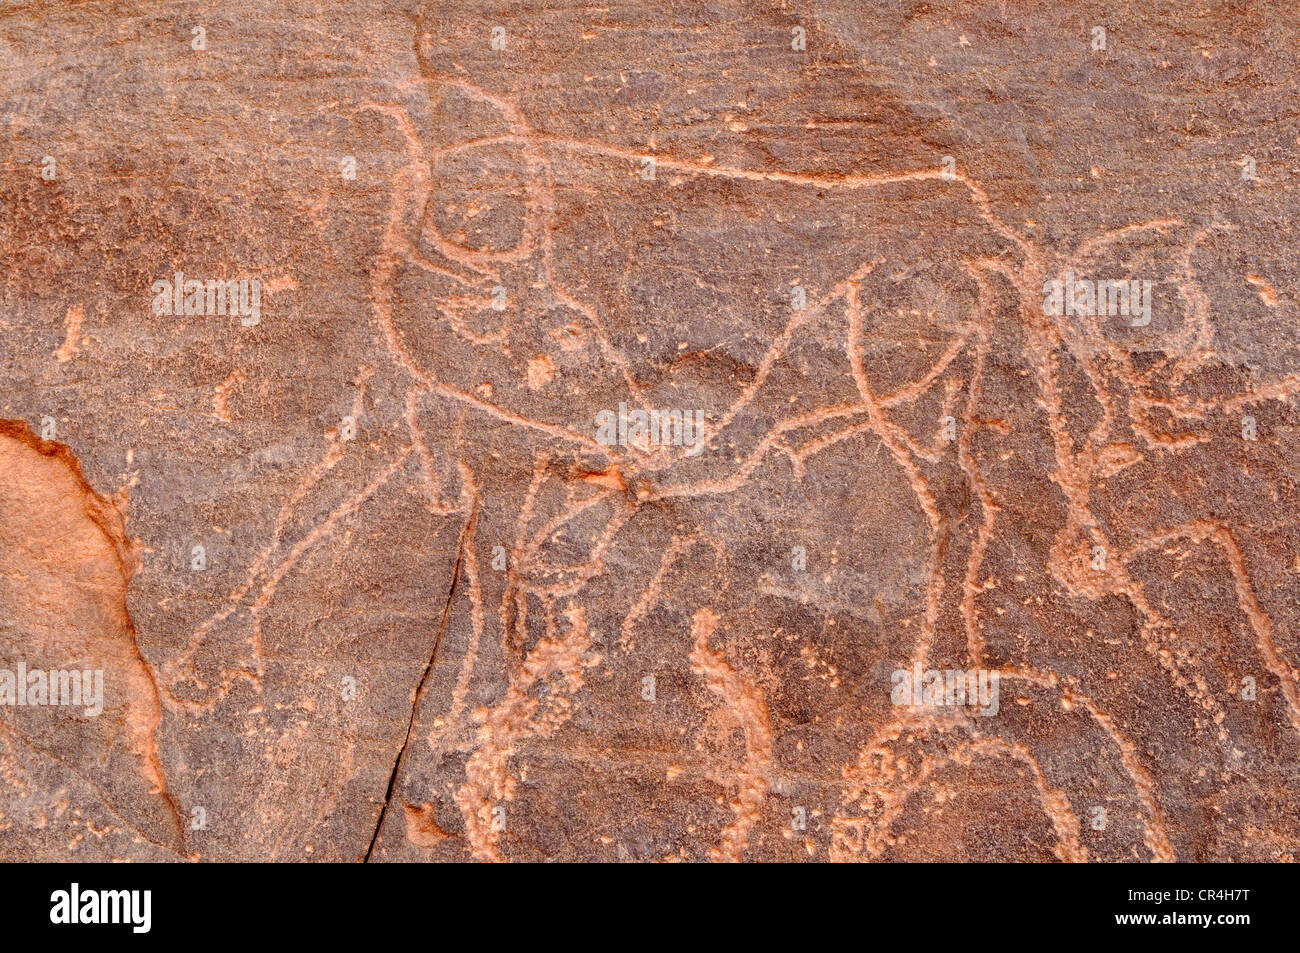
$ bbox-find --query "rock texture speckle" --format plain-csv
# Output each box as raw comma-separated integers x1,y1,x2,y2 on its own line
2,1,1299,862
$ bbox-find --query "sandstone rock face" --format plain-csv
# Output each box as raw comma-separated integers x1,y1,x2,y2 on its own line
1,1,1298,862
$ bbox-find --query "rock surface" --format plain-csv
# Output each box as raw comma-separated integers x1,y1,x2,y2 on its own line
1,1,1299,861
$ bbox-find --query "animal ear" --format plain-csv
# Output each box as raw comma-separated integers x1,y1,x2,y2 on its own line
422,136,541,264
1045,223,1193,368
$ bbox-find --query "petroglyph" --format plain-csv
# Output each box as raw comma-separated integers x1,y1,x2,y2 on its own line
1,0,1299,862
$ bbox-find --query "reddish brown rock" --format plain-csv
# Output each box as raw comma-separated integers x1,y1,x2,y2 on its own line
1,0,1299,861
